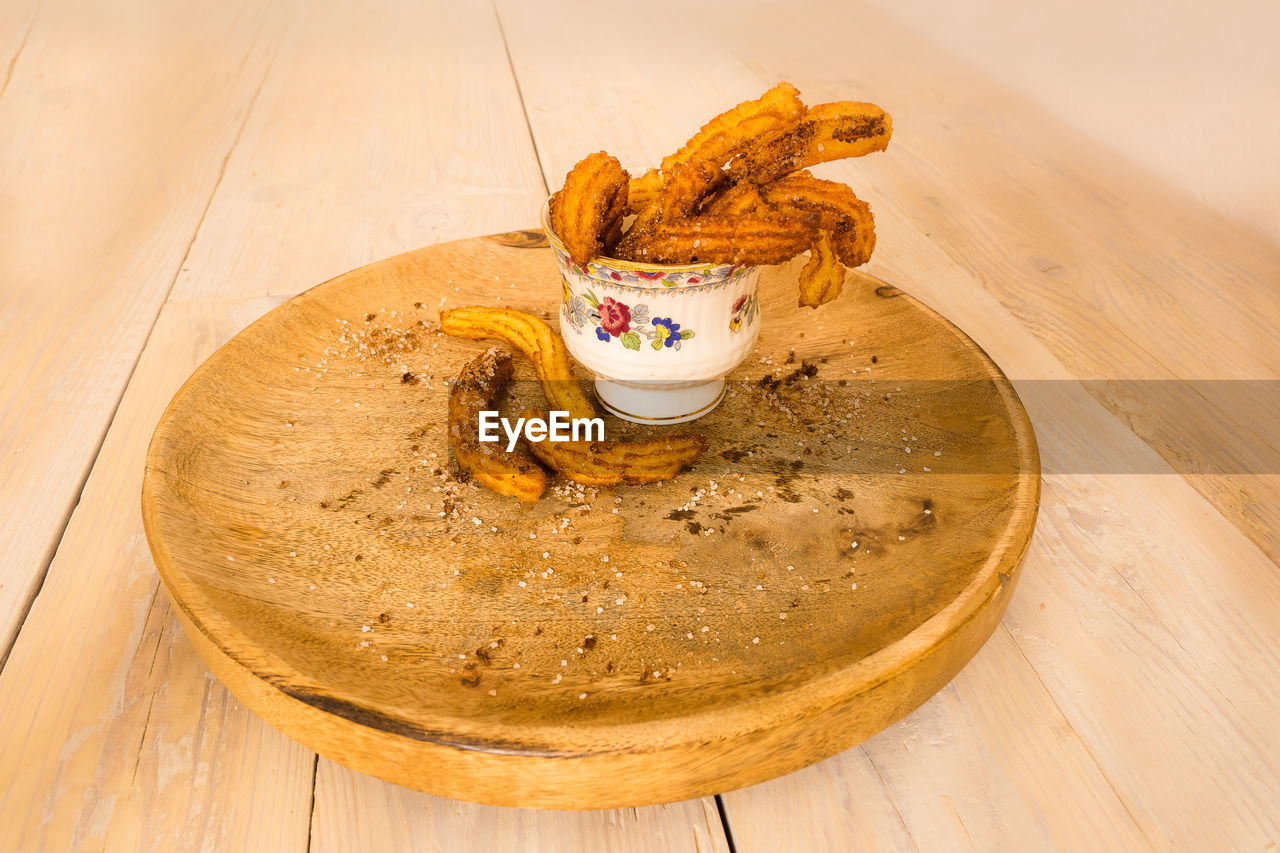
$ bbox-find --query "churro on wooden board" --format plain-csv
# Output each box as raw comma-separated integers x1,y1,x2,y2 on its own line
447,348,547,502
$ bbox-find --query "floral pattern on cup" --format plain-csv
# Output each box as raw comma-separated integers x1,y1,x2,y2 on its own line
549,241,752,292
729,292,758,333
562,285,696,352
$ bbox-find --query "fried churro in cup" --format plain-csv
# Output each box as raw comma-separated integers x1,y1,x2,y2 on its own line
542,81,891,423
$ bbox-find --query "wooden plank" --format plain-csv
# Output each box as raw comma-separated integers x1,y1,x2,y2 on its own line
1005,477,1280,848
696,2,1280,379
871,204,1280,847
858,222,1280,847
725,629,1149,851
0,297,315,851
692,1,1280,564
0,0,287,660
497,0,1280,847
720,748,918,852
860,0,1280,247
311,760,730,853
860,628,1149,850
0,0,39,99
165,0,547,303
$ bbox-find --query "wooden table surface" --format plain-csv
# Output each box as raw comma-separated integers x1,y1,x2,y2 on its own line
1,1,1277,850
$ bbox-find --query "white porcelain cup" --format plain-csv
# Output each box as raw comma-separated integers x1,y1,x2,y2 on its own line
542,202,761,425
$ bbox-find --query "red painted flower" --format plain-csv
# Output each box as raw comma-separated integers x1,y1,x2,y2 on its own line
598,297,631,336
732,294,748,313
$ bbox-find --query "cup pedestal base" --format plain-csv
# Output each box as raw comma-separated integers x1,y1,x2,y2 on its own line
594,378,726,425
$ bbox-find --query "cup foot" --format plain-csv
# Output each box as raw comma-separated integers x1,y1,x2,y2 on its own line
594,378,725,425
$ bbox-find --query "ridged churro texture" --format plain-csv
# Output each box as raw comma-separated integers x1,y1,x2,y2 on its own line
797,231,846,308
704,182,769,218
522,409,706,486
615,212,819,265
726,101,892,185
447,348,547,502
548,152,629,266
627,168,663,213
759,171,876,268
439,307,597,421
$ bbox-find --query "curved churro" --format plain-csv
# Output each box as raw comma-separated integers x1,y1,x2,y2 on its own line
549,152,629,266
797,231,846,308
627,168,663,213
727,101,892,185
614,212,819,266
658,159,725,221
703,181,769,218
660,81,805,174
759,172,876,268
440,307,597,421
448,349,547,502
521,408,706,486
613,159,727,258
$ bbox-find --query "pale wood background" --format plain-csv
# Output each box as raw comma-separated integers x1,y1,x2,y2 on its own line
865,0,1280,246
1,0,1277,850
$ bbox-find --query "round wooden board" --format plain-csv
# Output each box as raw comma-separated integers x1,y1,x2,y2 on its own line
142,230,1040,809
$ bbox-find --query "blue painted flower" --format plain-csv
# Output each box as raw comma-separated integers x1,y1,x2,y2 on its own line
596,327,611,342
652,317,681,346
567,294,588,326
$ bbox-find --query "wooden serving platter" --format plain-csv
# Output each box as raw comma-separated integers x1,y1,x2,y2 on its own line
141,230,1039,809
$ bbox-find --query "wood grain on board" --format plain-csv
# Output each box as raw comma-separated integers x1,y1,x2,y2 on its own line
0,0,39,99
141,235,1038,807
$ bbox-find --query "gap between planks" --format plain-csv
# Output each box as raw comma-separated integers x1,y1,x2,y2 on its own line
994,619,1151,843
0,4,36,102
713,794,739,853
306,753,320,853
492,0,549,196
0,26,31,102
0,33,281,677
